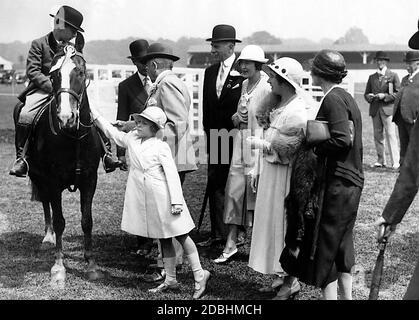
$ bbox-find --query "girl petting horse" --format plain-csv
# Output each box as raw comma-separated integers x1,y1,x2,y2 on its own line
90,105,211,299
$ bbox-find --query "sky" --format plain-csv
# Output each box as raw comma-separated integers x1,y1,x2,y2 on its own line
1,0,418,44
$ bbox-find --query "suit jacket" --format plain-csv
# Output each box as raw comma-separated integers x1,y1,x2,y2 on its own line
147,70,197,173
19,32,84,101
202,61,244,157
116,73,148,157
364,69,400,117
393,73,419,124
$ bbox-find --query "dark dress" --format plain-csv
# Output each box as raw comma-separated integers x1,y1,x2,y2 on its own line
281,87,364,288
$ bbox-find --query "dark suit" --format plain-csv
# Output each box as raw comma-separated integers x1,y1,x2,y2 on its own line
364,69,400,166
202,59,243,240
116,73,148,158
393,73,419,164
381,116,419,299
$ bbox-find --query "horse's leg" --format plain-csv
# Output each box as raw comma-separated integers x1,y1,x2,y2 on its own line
50,192,66,288
80,174,103,281
41,200,56,248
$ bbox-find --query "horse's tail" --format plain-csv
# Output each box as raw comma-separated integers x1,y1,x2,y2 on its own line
30,179,42,202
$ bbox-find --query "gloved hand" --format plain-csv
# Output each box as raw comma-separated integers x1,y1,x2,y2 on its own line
248,168,258,193
171,204,183,215
373,216,396,242
246,136,271,151
376,93,386,100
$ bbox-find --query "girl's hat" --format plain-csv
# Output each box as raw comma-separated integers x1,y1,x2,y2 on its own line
237,45,268,63
131,107,167,129
262,57,303,89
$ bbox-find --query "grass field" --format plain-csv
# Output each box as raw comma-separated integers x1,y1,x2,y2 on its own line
0,83,418,301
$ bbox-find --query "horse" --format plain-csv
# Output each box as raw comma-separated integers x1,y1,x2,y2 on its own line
14,45,103,286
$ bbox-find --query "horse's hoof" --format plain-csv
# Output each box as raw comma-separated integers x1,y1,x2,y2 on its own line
87,269,105,281
50,264,66,288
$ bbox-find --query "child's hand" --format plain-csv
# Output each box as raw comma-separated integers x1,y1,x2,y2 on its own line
171,204,183,215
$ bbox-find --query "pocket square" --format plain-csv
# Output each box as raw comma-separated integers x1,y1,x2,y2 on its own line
232,84,240,89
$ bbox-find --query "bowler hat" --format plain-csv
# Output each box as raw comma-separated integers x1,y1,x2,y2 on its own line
373,51,390,61
206,24,241,43
404,51,419,62
50,5,84,32
127,39,149,60
140,43,179,63
409,19,419,49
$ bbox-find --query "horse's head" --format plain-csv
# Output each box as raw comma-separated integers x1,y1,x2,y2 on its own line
50,45,88,130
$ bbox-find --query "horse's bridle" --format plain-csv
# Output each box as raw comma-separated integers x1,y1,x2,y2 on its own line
51,45,92,133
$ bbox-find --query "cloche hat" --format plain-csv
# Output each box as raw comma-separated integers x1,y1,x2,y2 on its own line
237,45,268,63
131,107,167,129
262,57,303,89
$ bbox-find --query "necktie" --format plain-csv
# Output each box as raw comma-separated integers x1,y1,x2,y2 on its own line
216,64,225,98
144,77,151,94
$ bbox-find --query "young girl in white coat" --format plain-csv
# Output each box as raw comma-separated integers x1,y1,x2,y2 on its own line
90,105,210,299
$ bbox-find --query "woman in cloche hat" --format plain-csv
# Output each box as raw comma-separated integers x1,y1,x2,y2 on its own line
89,104,211,300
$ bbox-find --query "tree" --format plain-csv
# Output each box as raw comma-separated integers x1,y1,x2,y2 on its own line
243,31,281,45
334,27,369,45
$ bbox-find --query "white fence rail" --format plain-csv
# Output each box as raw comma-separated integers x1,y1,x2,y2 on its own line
86,64,355,137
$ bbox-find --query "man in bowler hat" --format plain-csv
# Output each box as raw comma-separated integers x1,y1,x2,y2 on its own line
198,25,245,247
364,51,400,169
117,39,150,172
9,5,121,177
375,20,419,300
392,50,419,165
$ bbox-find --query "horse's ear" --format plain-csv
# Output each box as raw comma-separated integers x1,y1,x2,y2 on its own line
75,32,85,53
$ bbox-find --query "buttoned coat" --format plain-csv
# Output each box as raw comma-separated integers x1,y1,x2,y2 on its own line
147,70,197,173
116,73,148,157
364,69,400,117
96,116,195,239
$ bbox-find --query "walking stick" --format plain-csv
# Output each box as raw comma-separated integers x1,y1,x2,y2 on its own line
369,225,390,300
197,182,209,234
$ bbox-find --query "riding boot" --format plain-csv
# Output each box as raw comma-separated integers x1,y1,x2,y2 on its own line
96,128,122,173
9,123,32,177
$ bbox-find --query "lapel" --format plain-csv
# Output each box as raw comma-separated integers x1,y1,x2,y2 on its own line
47,32,59,57
219,58,241,101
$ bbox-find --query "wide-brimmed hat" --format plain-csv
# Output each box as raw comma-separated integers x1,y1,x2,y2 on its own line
50,5,84,32
404,50,419,62
206,24,241,43
408,19,419,49
374,51,390,61
131,107,167,129
140,43,179,63
237,45,268,63
311,49,348,83
262,57,303,90
127,39,149,60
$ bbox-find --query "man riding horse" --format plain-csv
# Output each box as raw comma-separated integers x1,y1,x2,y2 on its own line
9,5,121,177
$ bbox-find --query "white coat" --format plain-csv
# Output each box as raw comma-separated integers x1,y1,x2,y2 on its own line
95,116,195,239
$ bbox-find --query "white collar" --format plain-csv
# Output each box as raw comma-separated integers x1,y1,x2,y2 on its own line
377,66,387,76
155,69,172,84
137,72,146,82
409,68,419,80
222,53,236,69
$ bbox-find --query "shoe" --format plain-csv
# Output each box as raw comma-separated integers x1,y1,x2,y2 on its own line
148,281,180,293
197,237,223,247
140,269,165,283
258,276,284,293
213,248,238,264
103,154,123,173
193,270,211,299
272,280,300,300
371,162,384,168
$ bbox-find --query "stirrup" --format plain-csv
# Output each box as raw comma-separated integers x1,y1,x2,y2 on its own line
9,157,29,177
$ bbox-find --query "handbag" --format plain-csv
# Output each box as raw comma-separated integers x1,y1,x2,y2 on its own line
306,120,355,146
306,120,330,146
